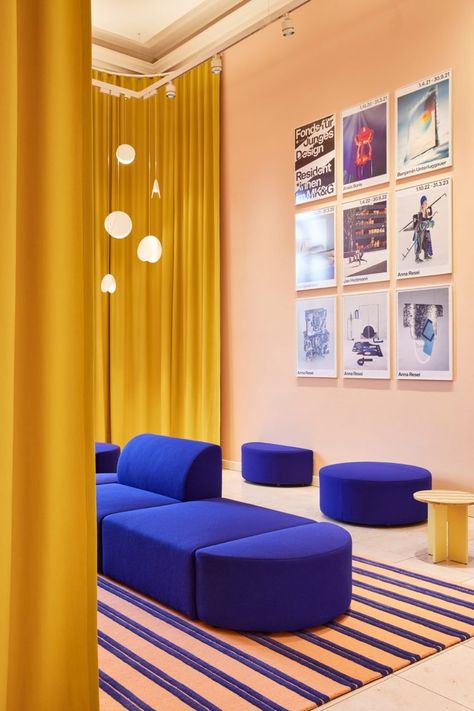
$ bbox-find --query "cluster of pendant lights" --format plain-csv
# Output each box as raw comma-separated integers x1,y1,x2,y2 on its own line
101,142,162,294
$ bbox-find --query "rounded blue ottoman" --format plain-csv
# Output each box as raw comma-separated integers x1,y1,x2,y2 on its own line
95,442,121,473
196,522,352,631
242,442,313,486
319,461,432,526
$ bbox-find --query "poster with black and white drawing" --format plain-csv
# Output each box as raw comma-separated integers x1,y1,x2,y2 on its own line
396,70,452,179
342,291,390,379
296,296,337,378
342,192,389,285
396,177,451,279
296,206,336,289
396,286,452,380
295,115,336,205
342,95,388,193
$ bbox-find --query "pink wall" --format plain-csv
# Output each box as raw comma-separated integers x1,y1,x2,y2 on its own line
221,0,474,487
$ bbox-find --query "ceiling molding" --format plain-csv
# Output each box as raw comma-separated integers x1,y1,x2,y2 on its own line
92,0,311,77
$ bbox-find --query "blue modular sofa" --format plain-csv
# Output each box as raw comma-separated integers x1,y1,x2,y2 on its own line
97,434,352,632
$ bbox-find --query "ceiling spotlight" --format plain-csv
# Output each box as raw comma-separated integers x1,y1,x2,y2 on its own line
281,14,295,37
211,55,222,74
165,81,176,99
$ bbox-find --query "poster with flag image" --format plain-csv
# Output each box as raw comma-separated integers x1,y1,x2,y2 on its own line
342,94,388,193
295,114,336,204
396,70,451,179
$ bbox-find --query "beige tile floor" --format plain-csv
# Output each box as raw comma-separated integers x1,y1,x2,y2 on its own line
223,470,474,710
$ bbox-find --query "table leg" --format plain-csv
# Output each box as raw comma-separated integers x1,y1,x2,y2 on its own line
428,503,448,563
447,505,469,564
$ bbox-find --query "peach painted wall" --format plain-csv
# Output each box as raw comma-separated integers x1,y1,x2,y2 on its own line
221,0,474,487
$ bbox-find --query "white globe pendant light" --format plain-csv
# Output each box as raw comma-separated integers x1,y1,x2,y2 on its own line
104,210,132,239
100,273,117,294
137,235,162,263
116,143,136,164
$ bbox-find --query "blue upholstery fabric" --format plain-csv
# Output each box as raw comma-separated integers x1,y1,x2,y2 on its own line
102,499,313,618
96,484,178,570
242,442,313,485
319,461,432,525
96,473,118,485
196,522,352,631
117,433,222,500
95,442,121,473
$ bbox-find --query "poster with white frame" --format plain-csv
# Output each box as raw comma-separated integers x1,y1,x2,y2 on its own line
296,296,337,378
296,205,336,289
396,69,452,179
342,94,388,193
395,177,452,279
396,285,452,381
342,290,390,379
342,192,389,285
294,115,336,205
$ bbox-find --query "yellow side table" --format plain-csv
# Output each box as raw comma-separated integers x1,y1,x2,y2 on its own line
414,490,474,564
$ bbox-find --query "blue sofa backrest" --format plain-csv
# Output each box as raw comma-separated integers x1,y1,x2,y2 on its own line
117,434,222,500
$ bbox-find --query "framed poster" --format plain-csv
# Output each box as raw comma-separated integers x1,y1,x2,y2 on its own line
295,114,336,205
396,285,452,380
296,205,336,289
342,192,389,285
342,94,388,193
395,177,452,279
396,70,452,179
342,290,390,379
296,296,337,377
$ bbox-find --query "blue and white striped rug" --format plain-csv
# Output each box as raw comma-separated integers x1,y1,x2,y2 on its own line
98,557,474,710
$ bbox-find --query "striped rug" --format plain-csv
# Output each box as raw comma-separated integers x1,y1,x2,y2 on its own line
98,556,474,710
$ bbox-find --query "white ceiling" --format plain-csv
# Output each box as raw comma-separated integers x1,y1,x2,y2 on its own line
92,0,206,44
91,0,312,78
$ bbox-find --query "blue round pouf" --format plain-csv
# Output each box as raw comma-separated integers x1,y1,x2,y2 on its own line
242,442,313,486
319,461,432,526
95,442,121,473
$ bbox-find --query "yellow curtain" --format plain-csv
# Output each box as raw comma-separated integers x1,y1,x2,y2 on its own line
0,2,98,710
93,64,220,446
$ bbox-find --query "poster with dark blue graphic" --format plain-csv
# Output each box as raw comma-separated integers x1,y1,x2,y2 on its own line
296,296,337,377
342,290,390,379
396,70,452,179
342,95,388,193
294,115,336,205
396,285,452,380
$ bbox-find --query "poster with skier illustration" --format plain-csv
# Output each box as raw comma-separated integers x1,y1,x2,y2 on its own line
342,290,390,379
395,177,452,279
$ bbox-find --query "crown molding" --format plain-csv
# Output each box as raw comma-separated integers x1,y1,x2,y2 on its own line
92,0,311,78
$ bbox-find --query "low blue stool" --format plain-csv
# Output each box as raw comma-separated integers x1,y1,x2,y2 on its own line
95,442,121,473
319,461,432,526
242,442,313,486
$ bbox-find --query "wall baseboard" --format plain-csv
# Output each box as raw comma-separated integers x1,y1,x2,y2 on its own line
223,459,241,472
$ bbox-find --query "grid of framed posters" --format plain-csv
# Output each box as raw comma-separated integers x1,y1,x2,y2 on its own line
294,69,453,382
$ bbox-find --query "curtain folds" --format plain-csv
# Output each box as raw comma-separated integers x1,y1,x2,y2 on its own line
0,2,98,710
93,64,221,446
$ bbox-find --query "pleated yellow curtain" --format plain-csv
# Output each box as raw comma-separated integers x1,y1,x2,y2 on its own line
0,2,98,710
93,64,220,446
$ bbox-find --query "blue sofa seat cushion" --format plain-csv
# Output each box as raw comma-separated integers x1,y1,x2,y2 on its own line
117,433,222,500
101,498,313,618
319,461,432,526
97,483,179,569
95,442,121,473
196,522,352,631
96,473,118,485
